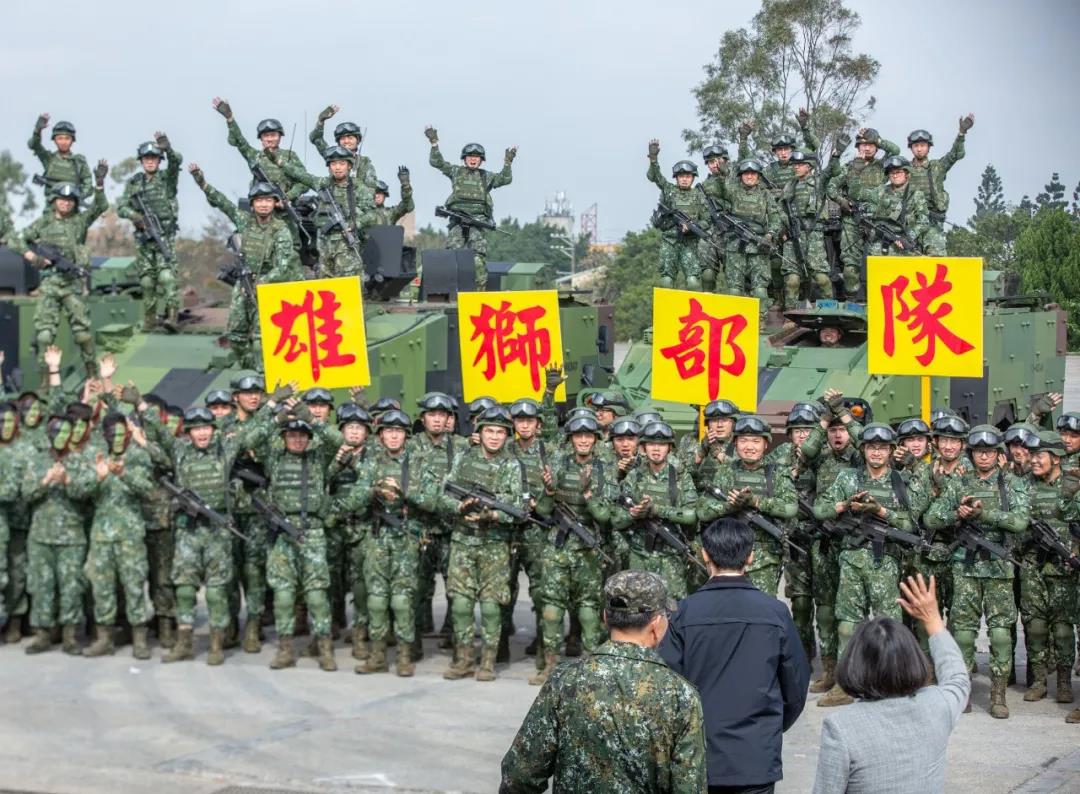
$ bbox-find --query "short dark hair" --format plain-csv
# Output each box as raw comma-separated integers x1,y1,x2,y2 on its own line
603,609,655,631
836,617,930,700
701,517,755,571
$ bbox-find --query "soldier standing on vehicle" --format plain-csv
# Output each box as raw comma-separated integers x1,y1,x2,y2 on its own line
647,140,713,292
358,170,415,243
699,144,730,292
28,114,93,199
906,114,973,255
859,157,930,257
309,104,378,187
721,160,781,324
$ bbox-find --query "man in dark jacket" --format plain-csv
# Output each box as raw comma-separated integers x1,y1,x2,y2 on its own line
660,517,810,793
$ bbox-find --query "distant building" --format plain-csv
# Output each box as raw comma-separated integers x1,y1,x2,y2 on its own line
540,191,574,237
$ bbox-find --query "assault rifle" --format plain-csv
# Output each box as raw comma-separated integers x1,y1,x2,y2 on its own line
435,205,508,235
549,502,614,566
616,494,708,576
29,242,89,280
952,522,1022,567
704,486,807,561
828,504,931,565
250,163,312,244
159,477,251,543
780,194,811,280
131,191,174,263
850,204,922,254
655,200,721,252
445,481,532,523
797,496,846,541
216,234,256,304
698,189,802,270
1028,518,1080,571
250,493,303,544
317,185,364,262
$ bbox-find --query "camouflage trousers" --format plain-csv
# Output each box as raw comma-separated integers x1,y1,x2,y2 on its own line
1020,568,1077,673
783,542,816,658
605,531,630,581
951,570,1017,679
0,513,8,621
228,515,269,621
811,538,841,659
538,541,605,655
911,554,953,651
628,547,688,602
173,523,233,628
837,217,865,295
447,224,489,290
723,244,770,317
836,547,902,655
225,287,262,371
135,239,178,325
5,529,28,618
34,274,94,368
781,230,833,309
342,521,369,630
363,530,420,644
415,530,450,634
920,222,947,257
658,234,703,289
84,537,150,626
447,535,510,649
27,540,86,629
507,527,546,628
267,529,331,637
319,235,364,278
144,527,175,618
325,523,349,629
747,534,783,597
699,233,727,292
687,536,709,593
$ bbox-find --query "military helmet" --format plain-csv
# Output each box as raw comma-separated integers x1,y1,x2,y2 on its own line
855,128,881,146
737,159,764,176
333,121,362,140
771,133,797,150
1055,412,1080,433
370,397,402,416
703,399,739,420
475,405,513,430
640,421,676,445
789,150,815,167
565,415,602,437
897,418,932,440
1030,430,1067,456
204,389,232,407
375,180,390,196
248,181,278,200
609,418,641,438
932,414,969,439
632,410,664,427
672,160,698,177
336,402,372,428
183,407,215,429
230,373,264,392
907,129,933,146
586,391,629,415
416,392,455,414
1003,422,1039,448
45,415,73,444
324,145,353,163
861,422,898,445
376,408,412,433
565,407,598,424
468,396,498,416
281,417,314,436
256,118,284,136
50,183,81,203
137,141,163,159
882,155,911,173
509,398,542,419
733,415,772,438
302,388,334,405
461,143,486,161
786,402,820,429
702,144,729,161
51,121,76,139
967,424,1004,449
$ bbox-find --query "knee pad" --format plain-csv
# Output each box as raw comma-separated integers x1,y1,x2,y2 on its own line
306,588,329,613
791,596,813,624
1052,622,1075,643
273,587,295,614
542,603,564,624
953,629,978,654
389,594,411,617
659,276,675,289
784,274,801,291
701,270,716,290
158,269,176,286
577,606,602,636
73,330,93,346
752,287,769,302
139,275,155,292
36,330,54,349
837,620,857,644
1026,618,1048,642
175,585,197,613
479,600,501,624
450,597,473,624
204,585,228,615
685,276,702,291
816,604,834,627
988,626,1013,654
367,594,390,614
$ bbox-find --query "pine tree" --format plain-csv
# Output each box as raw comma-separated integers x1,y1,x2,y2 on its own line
1035,172,1067,211
973,164,1005,218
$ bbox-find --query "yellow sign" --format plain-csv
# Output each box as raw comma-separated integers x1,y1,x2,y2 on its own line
257,276,371,391
458,290,566,403
650,288,759,410
866,256,983,377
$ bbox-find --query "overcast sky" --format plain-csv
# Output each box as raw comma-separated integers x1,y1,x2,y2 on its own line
3,0,1078,242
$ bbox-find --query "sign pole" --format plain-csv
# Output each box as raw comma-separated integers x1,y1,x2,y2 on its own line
920,375,932,423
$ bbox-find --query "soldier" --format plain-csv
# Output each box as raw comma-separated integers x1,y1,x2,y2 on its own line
734,110,819,187
116,134,183,332
828,127,901,298
813,423,926,707
529,414,612,685
21,414,87,654
860,156,930,257
15,161,109,377
77,413,155,659
611,421,698,600
428,406,525,682
699,143,730,291
212,97,305,201
0,402,22,633
906,114,973,255
425,126,516,291
1055,412,1080,468
205,390,233,421
923,425,1028,718
697,416,798,597
677,399,738,490
895,417,933,492
500,570,706,793
358,169,415,240
333,409,422,676
1004,422,1039,477
309,104,378,186
721,160,781,322
190,165,303,369
611,417,642,482
28,114,93,199
646,141,713,291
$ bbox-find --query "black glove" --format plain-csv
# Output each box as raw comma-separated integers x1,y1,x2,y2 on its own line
318,105,336,123
189,166,206,188
155,133,172,152
269,383,294,403
504,147,517,163
822,389,845,413
737,121,754,139
34,114,49,134
959,114,975,134
544,365,566,394
1030,393,1056,417
758,234,774,254
214,99,232,119
834,132,852,155
424,127,439,144
398,165,410,186
120,384,141,406
797,107,811,128
647,140,660,160
93,160,108,185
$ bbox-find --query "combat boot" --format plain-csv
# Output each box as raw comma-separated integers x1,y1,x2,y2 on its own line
317,636,337,672
817,683,854,707
443,646,475,680
395,645,415,677
161,308,179,334
206,628,225,666
294,604,310,636
1056,667,1074,703
4,615,23,644
420,598,435,635
351,625,369,661
162,627,194,663
411,635,425,662
24,628,53,655
61,624,80,655
476,647,498,682
242,619,261,653
1024,665,1048,701
989,676,1009,719
132,624,151,660
270,636,296,670
809,657,836,694
304,636,320,658
496,630,511,664
529,652,558,686
82,625,115,657
356,640,388,674
564,616,582,658
158,616,175,650
223,621,239,650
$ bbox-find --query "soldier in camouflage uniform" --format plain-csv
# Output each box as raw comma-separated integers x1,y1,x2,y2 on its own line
425,127,516,290
860,157,930,257
607,418,640,574
309,104,378,186
190,166,303,369
611,422,698,601
205,390,233,421
213,97,307,205
677,399,738,490
698,416,798,597
1055,412,1080,469
699,144,730,291
21,415,87,654
77,413,155,659
906,114,973,255
827,128,901,298
358,169,415,241
813,422,926,706
719,160,781,322
924,425,1028,718
28,115,93,199
646,141,713,291
15,161,109,377
894,417,933,494
500,570,706,793
424,406,525,681
0,402,21,631
116,134,182,331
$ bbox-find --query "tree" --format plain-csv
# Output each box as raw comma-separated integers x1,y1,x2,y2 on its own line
596,228,661,341
1035,172,1067,211
946,207,1029,272
1017,208,1080,347
973,164,1005,218
487,217,590,271
0,150,38,216
684,0,879,155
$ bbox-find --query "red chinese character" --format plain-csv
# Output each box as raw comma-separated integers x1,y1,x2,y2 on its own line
881,263,975,366
469,300,552,391
659,298,748,400
270,289,356,382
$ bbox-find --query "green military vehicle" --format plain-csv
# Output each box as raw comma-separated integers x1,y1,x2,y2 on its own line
597,270,1066,435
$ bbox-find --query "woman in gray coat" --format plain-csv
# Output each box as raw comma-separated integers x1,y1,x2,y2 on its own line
812,574,970,794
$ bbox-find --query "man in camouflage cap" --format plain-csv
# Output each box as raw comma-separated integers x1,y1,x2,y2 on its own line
501,570,706,792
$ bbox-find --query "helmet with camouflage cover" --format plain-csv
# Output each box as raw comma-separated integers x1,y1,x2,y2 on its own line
376,408,412,433
897,418,931,440
702,144,729,161
565,407,598,427
789,150,815,168
672,160,698,177
204,389,232,407
336,402,373,428
52,121,77,139
632,410,664,427
49,183,81,204
461,143,486,161
370,396,403,417
183,407,215,429
785,402,820,429
586,391,629,416
703,400,739,420
248,181,278,200
230,373,264,392
1030,430,1066,457
281,417,314,436
855,128,881,146
375,180,390,197
333,121,362,141
883,155,911,174
468,396,498,417
137,141,163,159
1055,412,1080,434
861,422,898,445
565,414,602,437
907,129,933,146
324,145,353,163
931,414,969,439
475,405,513,430
733,415,772,438
416,392,455,414
967,424,1004,450
639,421,676,445
256,118,285,136
737,159,764,175
771,133,797,150
1003,422,1039,448
509,397,542,420
302,388,334,406
609,418,641,438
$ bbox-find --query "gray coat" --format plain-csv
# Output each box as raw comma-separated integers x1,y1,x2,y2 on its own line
811,630,969,794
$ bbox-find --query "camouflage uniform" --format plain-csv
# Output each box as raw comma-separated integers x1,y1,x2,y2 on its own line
507,436,553,660
719,173,781,318
699,170,728,291
0,412,20,624
647,160,712,290
307,119,378,187
141,436,177,641
325,442,369,644
225,118,307,204
779,155,838,306
358,185,415,240
862,179,930,257
5,421,43,633
29,124,93,199
907,132,966,255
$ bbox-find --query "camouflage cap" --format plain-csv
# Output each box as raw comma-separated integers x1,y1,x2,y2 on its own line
604,570,677,616
1033,430,1067,457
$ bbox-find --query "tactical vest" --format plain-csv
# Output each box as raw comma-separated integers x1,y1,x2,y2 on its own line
329,446,367,497
843,468,910,559
729,184,769,233
907,160,948,217
873,183,912,230
448,167,491,215
1026,476,1072,572
791,176,827,223
31,213,89,268
368,449,411,535
176,444,229,515
960,470,1012,546
626,462,687,555
271,451,328,527
845,158,885,201
732,461,782,549
130,171,178,228
242,218,290,277
553,453,605,512
514,439,549,497
451,450,514,541
44,154,89,192
765,160,796,195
